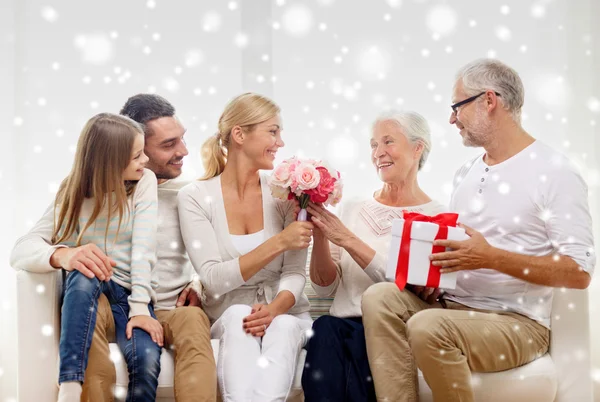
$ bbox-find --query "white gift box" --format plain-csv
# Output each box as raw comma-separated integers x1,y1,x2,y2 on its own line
386,218,468,290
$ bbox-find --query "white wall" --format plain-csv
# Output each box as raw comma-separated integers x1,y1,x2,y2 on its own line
1,0,598,400
0,0,18,399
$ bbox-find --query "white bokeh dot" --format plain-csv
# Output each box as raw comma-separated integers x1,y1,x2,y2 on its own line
41,6,59,23
203,11,222,32
282,4,314,37
185,49,204,67
356,46,391,81
327,136,358,166
234,32,249,48
114,387,127,399
587,97,600,113
163,77,180,92
532,73,568,109
110,349,122,363
74,33,114,65
495,26,512,41
498,182,510,194
531,3,546,18
41,325,54,337
256,356,269,368
426,5,458,36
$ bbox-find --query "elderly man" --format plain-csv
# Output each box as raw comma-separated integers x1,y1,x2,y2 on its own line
361,59,595,402
11,94,217,402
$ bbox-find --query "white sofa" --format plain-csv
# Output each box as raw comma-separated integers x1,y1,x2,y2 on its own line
16,269,593,401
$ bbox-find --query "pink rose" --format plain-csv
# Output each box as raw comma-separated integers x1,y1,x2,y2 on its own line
295,162,321,192
271,161,292,187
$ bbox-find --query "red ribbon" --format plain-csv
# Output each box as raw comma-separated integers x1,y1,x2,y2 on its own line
395,212,459,290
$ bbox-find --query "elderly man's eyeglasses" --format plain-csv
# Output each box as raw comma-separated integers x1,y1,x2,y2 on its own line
451,91,501,114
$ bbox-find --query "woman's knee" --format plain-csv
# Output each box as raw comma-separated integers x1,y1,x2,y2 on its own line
221,304,252,323
268,314,300,333
361,283,397,313
361,282,411,319
310,315,340,335
306,315,345,350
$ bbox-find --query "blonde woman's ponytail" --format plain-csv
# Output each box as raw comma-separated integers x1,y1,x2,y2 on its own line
200,134,227,180
200,92,280,180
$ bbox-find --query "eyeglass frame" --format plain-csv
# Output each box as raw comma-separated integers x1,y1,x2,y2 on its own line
450,91,501,114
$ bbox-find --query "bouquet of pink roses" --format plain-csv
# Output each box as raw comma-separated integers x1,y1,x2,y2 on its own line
269,157,343,221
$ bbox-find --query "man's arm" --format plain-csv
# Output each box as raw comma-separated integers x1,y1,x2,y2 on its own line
10,203,68,273
490,247,590,289
10,202,114,279
432,224,592,289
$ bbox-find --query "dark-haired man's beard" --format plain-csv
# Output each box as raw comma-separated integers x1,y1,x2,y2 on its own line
146,158,184,180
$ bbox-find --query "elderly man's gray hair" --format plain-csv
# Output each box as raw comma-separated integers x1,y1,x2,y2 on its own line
373,110,432,171
455,58,525,123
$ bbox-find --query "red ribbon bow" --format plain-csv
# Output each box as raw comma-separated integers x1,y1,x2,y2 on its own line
395,212,459,290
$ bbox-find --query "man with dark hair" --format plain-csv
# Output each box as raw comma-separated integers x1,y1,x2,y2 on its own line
121,94,187,182
11,93,217,402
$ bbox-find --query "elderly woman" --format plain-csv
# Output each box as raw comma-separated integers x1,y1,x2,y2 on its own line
301,110,446,402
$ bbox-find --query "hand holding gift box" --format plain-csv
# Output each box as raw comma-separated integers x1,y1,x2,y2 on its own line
386,212,469,290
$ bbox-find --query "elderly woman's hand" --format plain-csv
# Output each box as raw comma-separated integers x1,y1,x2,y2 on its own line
306,202,354,247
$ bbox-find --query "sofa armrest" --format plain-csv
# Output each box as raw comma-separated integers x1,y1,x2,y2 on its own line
550,288,593,402
16,269,63,402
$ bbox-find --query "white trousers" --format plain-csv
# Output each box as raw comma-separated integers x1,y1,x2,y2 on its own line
211,304,313,402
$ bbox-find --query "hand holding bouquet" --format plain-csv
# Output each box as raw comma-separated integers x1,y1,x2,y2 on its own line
269,157,343,221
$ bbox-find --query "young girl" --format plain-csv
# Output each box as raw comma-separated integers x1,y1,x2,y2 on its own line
178,93,313,401
53,113,162,402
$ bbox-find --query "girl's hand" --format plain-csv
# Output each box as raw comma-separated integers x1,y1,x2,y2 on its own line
126,315,164,346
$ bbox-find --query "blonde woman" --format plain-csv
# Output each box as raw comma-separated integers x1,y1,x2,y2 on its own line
178,93,313,401
50,113,162,401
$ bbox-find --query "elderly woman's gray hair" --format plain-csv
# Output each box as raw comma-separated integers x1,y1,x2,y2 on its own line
455,58,525,123
373,110,432,171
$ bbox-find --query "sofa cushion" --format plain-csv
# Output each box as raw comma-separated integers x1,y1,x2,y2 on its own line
416,353,557,402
